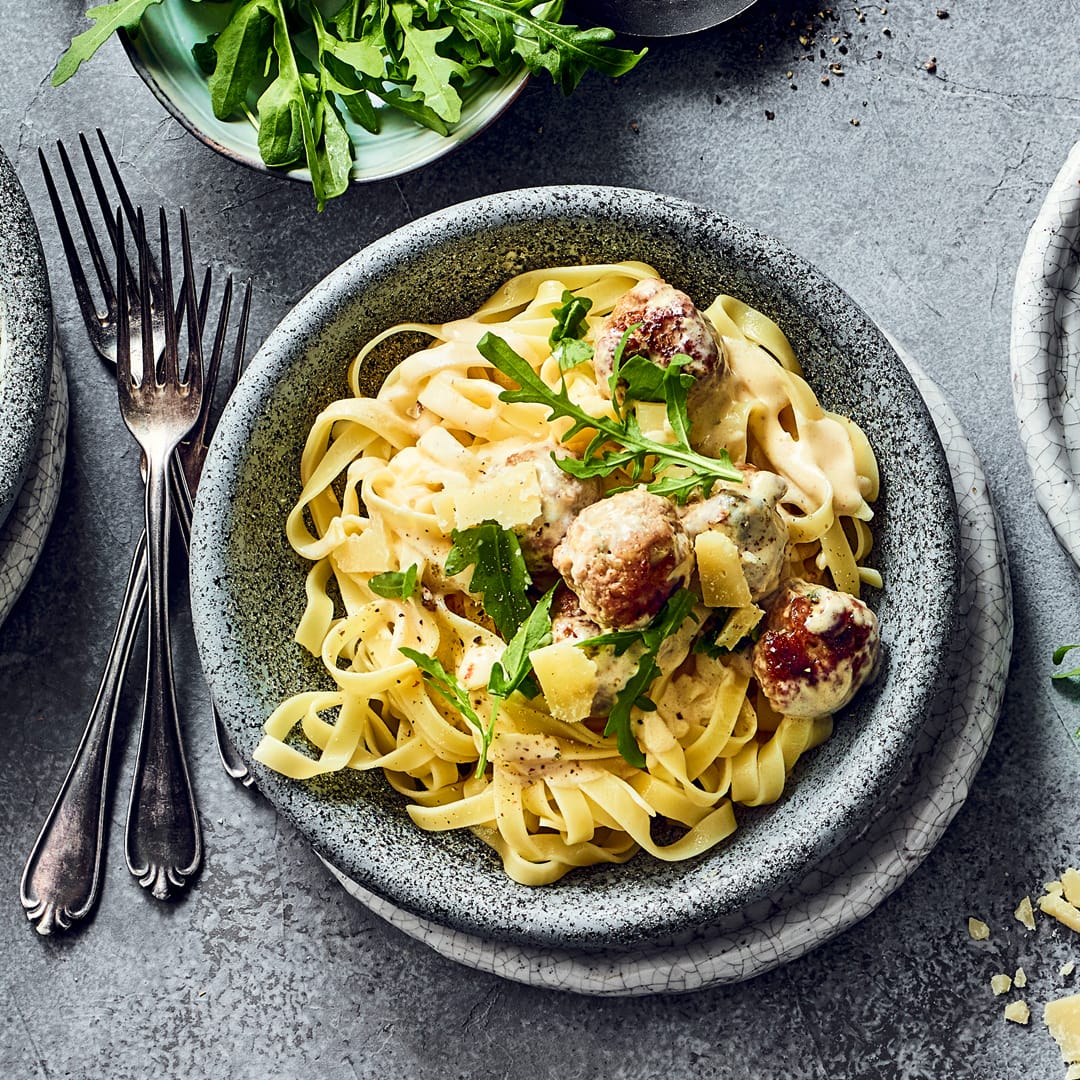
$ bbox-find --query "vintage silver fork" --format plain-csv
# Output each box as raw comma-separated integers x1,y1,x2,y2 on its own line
116,206,203,901
38,130,251,786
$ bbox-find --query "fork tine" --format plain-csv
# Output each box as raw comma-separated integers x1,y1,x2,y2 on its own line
42,141,117,326
154,208,177,387
115,209,132,393
178,209,203,398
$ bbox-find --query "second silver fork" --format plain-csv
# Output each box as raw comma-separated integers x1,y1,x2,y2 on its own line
116,207,203,902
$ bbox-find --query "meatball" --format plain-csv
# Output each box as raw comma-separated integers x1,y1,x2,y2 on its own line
680,467,790,600
592,278,724,398
751,579,880,719
503,445,603,574
552,487,695,630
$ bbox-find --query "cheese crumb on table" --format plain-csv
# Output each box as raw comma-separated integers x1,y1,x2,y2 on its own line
969,917,991,941
1045,993,1080,1064
1015,895,1037,931
1063,868,1080,907
991,974,1013,996
1039,893,1080,934
1063,960,1077,979
1015,966,1028,989
1004,1000,1031,1025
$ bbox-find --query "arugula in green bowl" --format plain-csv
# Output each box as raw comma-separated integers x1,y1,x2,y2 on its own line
54,0,646,208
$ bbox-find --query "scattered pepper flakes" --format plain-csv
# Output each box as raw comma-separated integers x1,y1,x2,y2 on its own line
936,8,949,17
1004,1000,1031,1025
924,57,938,73
991,974,1013,996
882,26,891,36
969,917,991,940
821,75,831,85
1015,896,1037,931
849,117,860,126
765,110,776,120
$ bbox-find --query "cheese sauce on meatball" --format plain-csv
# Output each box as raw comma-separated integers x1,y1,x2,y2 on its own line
752,579,880,718
592,278,725,397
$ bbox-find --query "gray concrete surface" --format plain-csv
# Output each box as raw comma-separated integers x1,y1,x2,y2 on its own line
2,1,1079,1076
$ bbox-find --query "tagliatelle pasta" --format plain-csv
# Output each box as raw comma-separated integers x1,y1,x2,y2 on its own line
254,262,881,886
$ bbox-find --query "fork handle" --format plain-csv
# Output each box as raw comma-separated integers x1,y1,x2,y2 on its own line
20,534,148,934
125,454,202,899
168,455,253,786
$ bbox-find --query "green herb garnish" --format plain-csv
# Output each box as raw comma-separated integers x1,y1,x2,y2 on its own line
476,331,742,504
549,289,594,371
369,563,420,600
402,587,554,775
577,589,700,768
444,522,532,640
53,0,646,208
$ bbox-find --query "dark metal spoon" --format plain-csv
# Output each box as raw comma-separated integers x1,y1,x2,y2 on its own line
574,0,760,37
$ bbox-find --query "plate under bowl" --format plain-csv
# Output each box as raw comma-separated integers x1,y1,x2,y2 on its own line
121,5,535,186
190,185,960,951
0,148,53,532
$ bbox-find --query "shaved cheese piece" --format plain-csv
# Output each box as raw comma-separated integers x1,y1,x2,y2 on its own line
1040,893,1080,933
714,605,765,651
968,917,991,941
530,642,598,724
1015,895,1036,930
1045,994,1080,1064
991,974,1013,996
696,531,752,609
1064,868,1080,906
1014,967,1028,989
1004,1000,1030,1025
333,528,392,574
1063,960,1077,979
452,462,543,530
1048,881,1066,898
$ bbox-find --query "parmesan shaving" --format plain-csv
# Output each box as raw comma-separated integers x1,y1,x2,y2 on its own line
1045,993,1080,1064
695,530,753,608
968,917,991,941
1064,868,1080,907
529,642,598,724
1014,966,1028,989
1015,895,1037,931
1063,960,1077,979
714,605,764,651
1004,1000,1030,1025
1040,893,1080,934
990,973,1012,996
451,461,543,530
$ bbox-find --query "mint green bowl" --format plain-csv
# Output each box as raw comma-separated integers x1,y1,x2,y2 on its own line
121,1,534,184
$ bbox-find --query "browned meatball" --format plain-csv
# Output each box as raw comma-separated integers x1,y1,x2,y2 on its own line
680,467,790,600
592,278,724,398
752,579,880,718
503,445,603,574
552,487,694,630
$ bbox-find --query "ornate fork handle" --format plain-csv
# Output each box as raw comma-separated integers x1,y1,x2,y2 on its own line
125,443,202,900
20,535,148,934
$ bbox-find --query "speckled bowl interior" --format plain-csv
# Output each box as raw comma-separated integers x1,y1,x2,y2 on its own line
0,148,53,531
190,186,960,952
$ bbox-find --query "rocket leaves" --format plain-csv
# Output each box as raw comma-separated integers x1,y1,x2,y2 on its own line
53,0,646,208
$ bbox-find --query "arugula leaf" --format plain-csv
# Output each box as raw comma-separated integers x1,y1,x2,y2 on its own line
52,0,164,86
476,332,743,503
549,289,594,371
445,522,532,640
369,564,420,600
399,646,487,745
577,589,700,767
394,3,467,124
208,0,271,118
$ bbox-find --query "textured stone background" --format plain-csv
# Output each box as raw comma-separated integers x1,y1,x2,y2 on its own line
2,1,1079,1077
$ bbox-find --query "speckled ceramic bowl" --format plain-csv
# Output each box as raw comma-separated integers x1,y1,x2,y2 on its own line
0,148,53,532
190,186,960,952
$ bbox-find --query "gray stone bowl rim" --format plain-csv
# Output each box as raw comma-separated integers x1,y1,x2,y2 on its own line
0,149,53,532
190,184,960,952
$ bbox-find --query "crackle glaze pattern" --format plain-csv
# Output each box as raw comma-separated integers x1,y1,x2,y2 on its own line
323,348,1011,994
1011,140,1080,564
0,338,68,628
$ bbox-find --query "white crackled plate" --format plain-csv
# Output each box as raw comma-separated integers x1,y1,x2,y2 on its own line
322,345,1010,993
1011,140,1080,564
